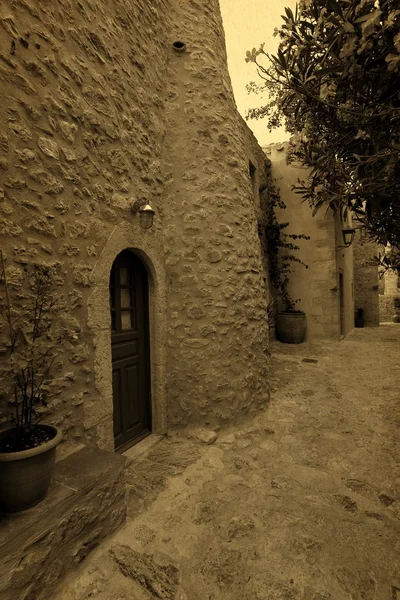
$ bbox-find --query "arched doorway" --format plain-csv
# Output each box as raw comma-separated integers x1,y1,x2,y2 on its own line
109,250,151,451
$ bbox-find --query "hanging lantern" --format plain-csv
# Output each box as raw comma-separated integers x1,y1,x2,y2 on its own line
341,227,356,247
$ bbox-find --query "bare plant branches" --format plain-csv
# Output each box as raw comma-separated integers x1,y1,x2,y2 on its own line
0,251,66,443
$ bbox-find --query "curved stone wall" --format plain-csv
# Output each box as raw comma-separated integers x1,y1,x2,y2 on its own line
162,0,270,428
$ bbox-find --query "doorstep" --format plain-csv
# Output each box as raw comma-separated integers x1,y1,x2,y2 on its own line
122,433,164,467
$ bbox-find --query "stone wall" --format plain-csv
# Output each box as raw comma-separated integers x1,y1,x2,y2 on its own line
379,294,396,322
0,0,270,445
334,210,355,337
265,142,354,340
353,230,379,326
0,0,172,451
158,0,270,429
380,266,400,322
383,268,400,296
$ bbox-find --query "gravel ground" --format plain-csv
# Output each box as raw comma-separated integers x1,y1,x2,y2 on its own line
57,324,400,600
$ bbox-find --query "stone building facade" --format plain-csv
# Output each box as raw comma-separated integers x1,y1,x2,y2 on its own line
0,0,270,454
379,257,400,322
353,230,379,326
265,143,355,340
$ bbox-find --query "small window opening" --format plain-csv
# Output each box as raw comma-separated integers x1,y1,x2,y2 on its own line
172,41,186,53
249,161,258,202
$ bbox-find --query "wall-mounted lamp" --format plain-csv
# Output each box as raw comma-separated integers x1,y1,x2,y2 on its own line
341,227,356,247
131,201,155,230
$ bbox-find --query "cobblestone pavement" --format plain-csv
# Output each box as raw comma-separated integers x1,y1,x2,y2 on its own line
58,324,400,600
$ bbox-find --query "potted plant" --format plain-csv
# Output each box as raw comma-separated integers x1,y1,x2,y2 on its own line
355,307,365,328
262,186,309,343
275,300,307,344
392,297,400,323
0,251,64,512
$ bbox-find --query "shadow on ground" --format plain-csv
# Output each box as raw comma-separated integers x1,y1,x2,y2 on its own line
57,324,400,600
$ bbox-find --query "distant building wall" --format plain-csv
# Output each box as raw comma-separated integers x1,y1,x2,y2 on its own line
239,115,272,293
384,269,399,295
353,230,379,326
379,295,396,322
265,142,354,340
334,211,355,337
380,262,400,322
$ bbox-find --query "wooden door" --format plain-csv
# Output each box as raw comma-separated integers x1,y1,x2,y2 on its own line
110,250,151,451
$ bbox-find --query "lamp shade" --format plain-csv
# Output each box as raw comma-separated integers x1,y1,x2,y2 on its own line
342,227,355,247
138,204,155,229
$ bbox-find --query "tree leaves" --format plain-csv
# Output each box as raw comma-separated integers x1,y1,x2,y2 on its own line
354,8,382,23
246,0,400,249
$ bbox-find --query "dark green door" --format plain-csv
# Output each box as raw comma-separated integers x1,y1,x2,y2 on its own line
110,250,151,451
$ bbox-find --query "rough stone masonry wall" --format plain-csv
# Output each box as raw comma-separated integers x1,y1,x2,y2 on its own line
380,268,400,322
0,0,271,442
162,0,270,429
0,0,171,449
353,230,379,326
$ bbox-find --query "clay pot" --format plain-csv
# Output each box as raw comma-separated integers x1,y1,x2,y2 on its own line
276,311,307,344
392,313,400,323
0,424,62,512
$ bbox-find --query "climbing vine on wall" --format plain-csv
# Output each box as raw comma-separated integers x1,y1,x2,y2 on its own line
259,176,310,313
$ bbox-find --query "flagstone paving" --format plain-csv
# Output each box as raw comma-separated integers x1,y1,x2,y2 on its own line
58,324,400,600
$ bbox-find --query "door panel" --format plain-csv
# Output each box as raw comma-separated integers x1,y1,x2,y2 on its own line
110,250,151,451
112,339,138,362
126,363,140,429
112,368,122,438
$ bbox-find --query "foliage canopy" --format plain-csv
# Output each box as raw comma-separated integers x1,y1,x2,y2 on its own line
246,0,400,250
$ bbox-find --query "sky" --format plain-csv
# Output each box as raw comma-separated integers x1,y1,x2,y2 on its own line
219,0,297,146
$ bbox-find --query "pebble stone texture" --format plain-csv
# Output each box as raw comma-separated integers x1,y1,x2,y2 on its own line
56,324,400,600
162,1,270,428
0,0,270,446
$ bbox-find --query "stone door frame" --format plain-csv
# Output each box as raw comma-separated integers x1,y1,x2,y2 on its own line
86,223,167,450
110,249,152,451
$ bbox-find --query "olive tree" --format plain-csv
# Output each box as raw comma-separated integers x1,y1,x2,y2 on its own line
246,0,400,252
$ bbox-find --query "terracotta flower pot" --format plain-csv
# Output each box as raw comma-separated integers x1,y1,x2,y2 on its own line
276,311,307,344
0,424,62,512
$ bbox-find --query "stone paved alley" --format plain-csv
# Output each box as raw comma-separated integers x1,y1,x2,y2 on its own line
58,324,400,600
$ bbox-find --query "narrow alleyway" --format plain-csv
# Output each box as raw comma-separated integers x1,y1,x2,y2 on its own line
58,324,400,600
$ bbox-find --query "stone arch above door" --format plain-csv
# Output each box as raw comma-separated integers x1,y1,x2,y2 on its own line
86,223,167,451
